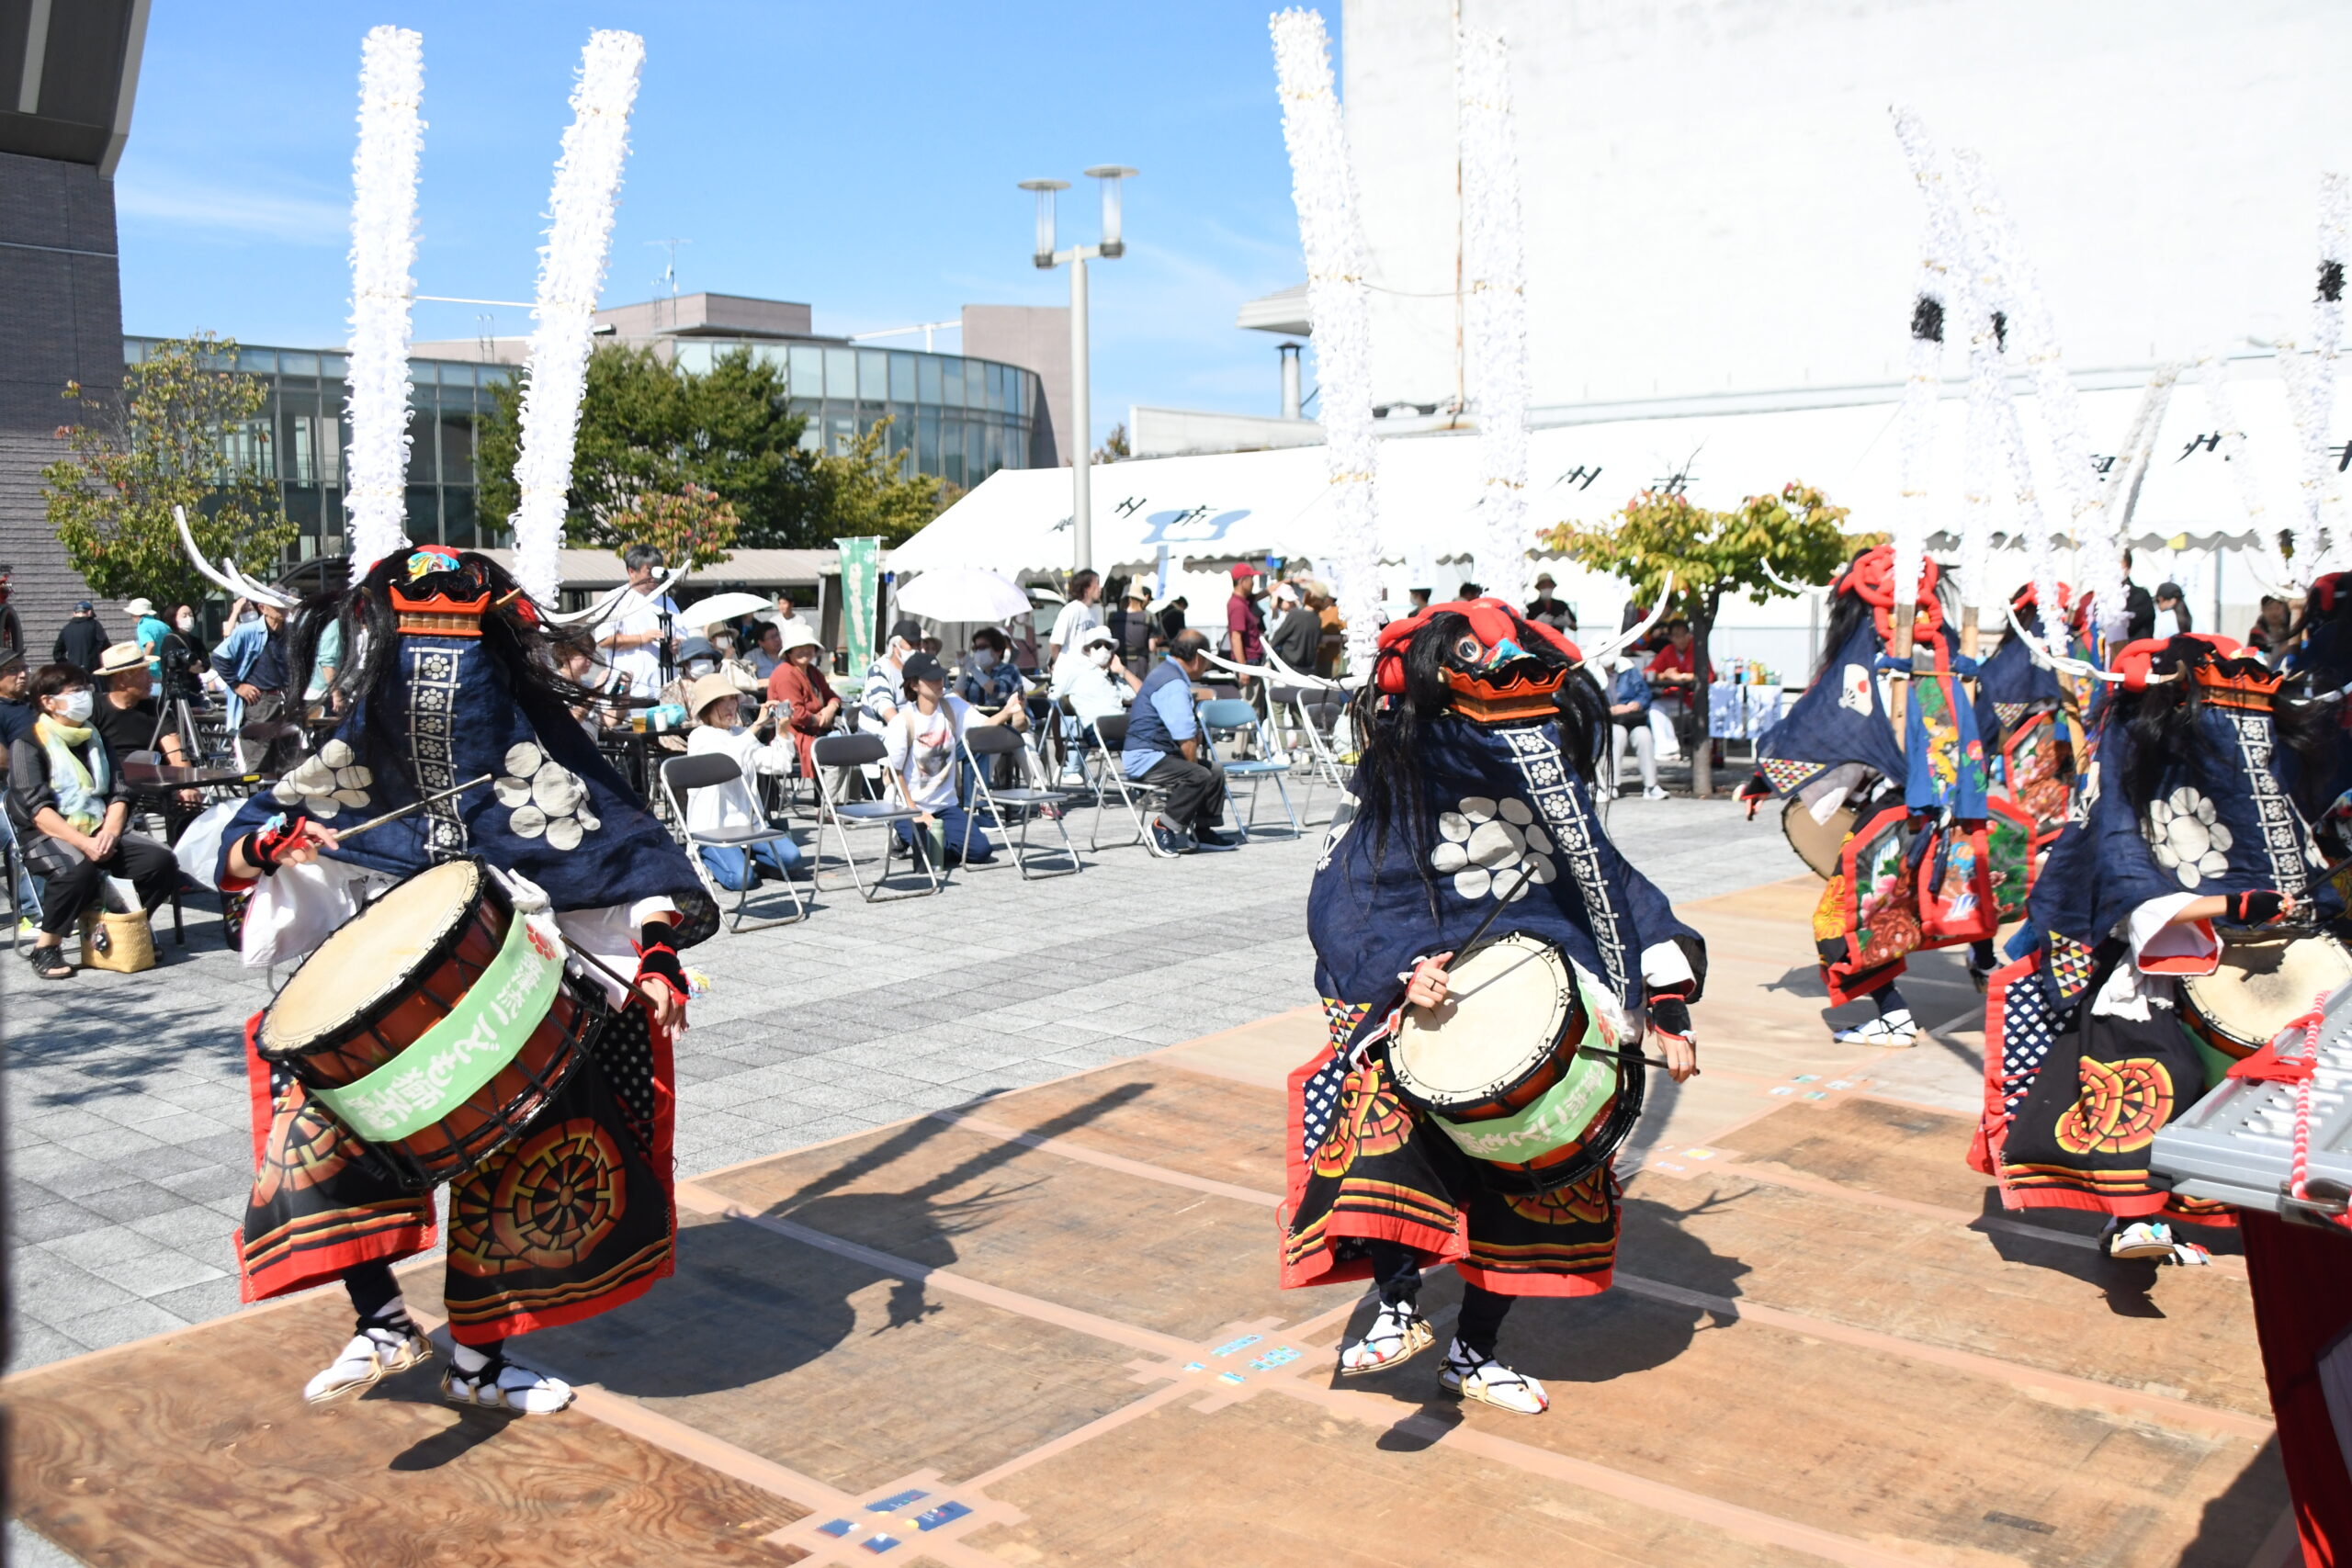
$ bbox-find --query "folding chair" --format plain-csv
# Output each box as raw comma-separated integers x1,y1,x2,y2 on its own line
1198,697,1301,840
959,725,1081,878
660,753,807,931
1277,684,1353,818
1085,714,1180,858
808,733,942,900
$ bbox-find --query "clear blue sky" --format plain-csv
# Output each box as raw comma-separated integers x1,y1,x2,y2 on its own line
114,1,1322,446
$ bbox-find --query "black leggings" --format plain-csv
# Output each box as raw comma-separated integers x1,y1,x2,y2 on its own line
1364,1239,1514,1360
34,831,177,938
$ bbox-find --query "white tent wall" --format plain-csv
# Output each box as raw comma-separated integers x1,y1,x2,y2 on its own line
893,359,2309,665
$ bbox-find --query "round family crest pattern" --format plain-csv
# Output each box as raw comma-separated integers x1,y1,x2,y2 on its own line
1311,1065,1413,1179
2053,1057,2175,1155
2143,786,2233,889
1430,795,1556,901
495,741,601,851
252,1089,352,1203
449,1117,626,1275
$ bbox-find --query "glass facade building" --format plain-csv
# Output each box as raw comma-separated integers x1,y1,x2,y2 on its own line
126,333,1041,564
668,339,1039,492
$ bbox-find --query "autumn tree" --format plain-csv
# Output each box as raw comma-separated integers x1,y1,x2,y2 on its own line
1544,481,1874,796
605,484,741,570
811,417,958,547
43,333,296,605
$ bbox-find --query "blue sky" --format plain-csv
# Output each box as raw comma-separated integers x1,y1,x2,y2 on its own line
114,2,1319,446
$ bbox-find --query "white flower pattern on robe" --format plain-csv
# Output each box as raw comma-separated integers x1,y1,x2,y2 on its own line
1430,795,1556,901
495,741,599,851
271,739,373,819
2144,785,2233,889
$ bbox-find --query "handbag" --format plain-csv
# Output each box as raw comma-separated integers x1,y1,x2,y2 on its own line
80,908,156,974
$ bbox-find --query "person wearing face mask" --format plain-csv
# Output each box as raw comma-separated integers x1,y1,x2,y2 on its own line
765,622,843,778
880,652,1023,867
6,664,179,979
861,617,928,729
955,626,1027,715
1050,624,1140,728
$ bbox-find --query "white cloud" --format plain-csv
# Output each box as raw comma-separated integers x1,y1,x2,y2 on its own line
116,174,345,245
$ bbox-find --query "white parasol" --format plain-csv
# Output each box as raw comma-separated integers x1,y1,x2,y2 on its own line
675,591,776,631
894,567,1035,624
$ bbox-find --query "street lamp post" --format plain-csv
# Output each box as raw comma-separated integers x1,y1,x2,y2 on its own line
1020,166,1136,577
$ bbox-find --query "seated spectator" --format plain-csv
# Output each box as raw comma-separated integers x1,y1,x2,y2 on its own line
1647,617,1698,704
1153,594,1190,647
1121,629,1234,853
1051,624,1139,728
684,673,804,889
956,626,1028,714
879,651,1023,866
91,642,189,765
8,663,178,979
554,638,613,736
765,623,843,777
0,649,34,747
1605,656,1665,800
746,621,786,682
1525,573,1577,635
1455,581,1484,604
862,617,926,728
1266,581,1320,673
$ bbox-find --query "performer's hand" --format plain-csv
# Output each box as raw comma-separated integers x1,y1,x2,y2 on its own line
638,979,680,1031
1406,953,1454,1010
2225,889,2296,926
633,919,688,1032
1648,994,1700,1082
245,814,338,875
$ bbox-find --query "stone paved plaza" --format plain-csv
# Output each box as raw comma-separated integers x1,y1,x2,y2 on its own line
3,791,1803,1384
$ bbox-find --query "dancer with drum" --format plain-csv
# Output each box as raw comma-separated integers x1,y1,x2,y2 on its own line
1282,598,1702,1416
1974,631,2344,1262
1737,546,2024,1043
213,547,717,1414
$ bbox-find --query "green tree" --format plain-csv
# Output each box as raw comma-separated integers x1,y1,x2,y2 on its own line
476,344,820,547
1543,481,1874,796
605,484,740,570
1094,422,1131,464
810,417,958,547
42,332,296,605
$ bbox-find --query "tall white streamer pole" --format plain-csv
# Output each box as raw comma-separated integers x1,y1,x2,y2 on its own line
2277,173,2347,576
511,30,644,609
1888,107,1960,648
1272,9,1382,669
2199,350,2291,585
343,26,424,578
1457,28,1530,611
1951,149,2119,646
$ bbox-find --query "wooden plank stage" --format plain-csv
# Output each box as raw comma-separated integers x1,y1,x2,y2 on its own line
5,877,2298,1567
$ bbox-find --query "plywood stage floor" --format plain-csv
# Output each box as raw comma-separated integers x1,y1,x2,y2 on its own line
6,878,2300,1567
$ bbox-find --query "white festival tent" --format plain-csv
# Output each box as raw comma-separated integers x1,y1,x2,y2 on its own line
892,362,2312,672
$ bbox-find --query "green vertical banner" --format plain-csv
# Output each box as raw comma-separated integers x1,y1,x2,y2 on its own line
836,536,881,680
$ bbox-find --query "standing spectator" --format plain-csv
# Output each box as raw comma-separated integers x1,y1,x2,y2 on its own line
746,621,786,682
53,601,108,674
683,673,804,887
0,649,35,745
1605,656,1665,800
1225,563,1267,671
0,569,23,663
1455,581,1484,604
1310,581,1346,677
129,598,171,677
772,591,818,648
211,599,289,734
9,663,179,979
305,614,345,717
1407,588,1433,615
1047,570,1103,666
1154,593,1190,646
879,651,1023,867
861,617,926,728
1267,581,1320,674
2153,581,2194,638
601,544,675,697
1108,580,1157,671
1122,628,1235,853
2120,549,2155,642
1524,573,1577,636
2249,595,2294,663
765,622,842,778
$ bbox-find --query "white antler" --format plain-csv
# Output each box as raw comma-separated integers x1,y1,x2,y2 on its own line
1575,571,1676,668
175,505,296,609
2002,600,2166,684
539,564,684,627
1758,559,1806,596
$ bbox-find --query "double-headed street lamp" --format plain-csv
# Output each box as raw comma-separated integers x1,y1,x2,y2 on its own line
1020,165,1136,575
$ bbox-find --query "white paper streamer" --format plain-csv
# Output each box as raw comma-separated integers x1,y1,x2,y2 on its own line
1272,9,1382,669
1951,149,2118,644
2275,172,2347,577
1457,28,1530,612
1888,107,1960,626
2199,349,2292,584
510,30,644,609
2106,366,2180,553
342,26,424,578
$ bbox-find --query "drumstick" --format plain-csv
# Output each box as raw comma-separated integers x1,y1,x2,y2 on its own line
1452,861,1538,956
332,774,495,841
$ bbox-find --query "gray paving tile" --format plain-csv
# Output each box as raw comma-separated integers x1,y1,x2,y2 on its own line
9,1199,111,1246
62,1299,190,1353
5,1319,86,1374
72,1180,196,1225
84,1248,229,1297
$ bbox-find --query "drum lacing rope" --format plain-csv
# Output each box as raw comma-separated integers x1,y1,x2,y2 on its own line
2281,989,2352,1232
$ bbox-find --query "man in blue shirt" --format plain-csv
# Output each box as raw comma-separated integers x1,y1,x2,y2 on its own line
1121,628,1234,852
0,649,32,746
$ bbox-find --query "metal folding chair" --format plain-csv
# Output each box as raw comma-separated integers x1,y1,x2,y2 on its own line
660,753,807,930
808,733,942,900
959,725,1081,878
1085,714,1180,858
1276,683,1352,818
1198,697,1301,840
